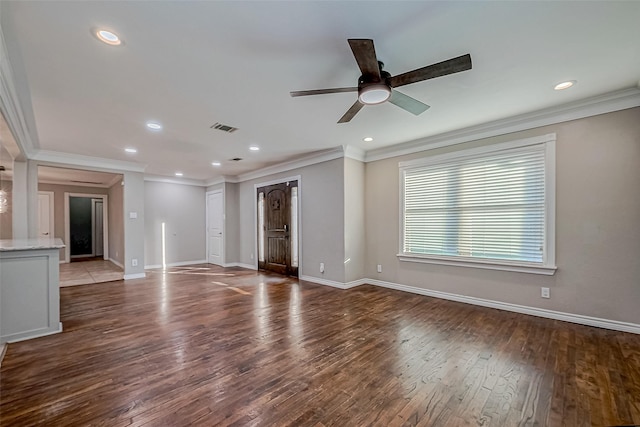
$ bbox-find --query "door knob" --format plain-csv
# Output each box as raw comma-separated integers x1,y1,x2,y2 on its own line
43,232,49,235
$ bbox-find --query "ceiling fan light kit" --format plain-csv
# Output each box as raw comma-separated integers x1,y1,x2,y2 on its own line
291,38,472,123
359,84,391,105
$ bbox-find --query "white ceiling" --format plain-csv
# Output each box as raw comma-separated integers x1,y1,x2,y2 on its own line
38,166,121,187
3,1,640,181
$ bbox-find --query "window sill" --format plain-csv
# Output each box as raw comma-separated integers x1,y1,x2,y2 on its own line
397,253,557,276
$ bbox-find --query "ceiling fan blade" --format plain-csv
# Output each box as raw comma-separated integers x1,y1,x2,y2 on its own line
290,87,358,97
390,54,472,88
348,39,382,80
389,90,430,116
338,100,364,123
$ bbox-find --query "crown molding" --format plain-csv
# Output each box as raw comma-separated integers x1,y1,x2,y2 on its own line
365,87,640,162
38,179,111,189
235,146,344,183
144,174,207,187
204,175,240,187
343,144,365,162
0,22,34,160
31,149,146,173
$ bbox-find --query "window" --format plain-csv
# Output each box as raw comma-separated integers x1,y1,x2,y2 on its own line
399,134,556,275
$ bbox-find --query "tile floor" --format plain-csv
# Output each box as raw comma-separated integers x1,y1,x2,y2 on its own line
59,259,124,287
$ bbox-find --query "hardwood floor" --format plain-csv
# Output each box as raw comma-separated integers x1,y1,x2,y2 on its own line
1,264,639,426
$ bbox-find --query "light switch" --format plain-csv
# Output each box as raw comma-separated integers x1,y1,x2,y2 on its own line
129,212,138,219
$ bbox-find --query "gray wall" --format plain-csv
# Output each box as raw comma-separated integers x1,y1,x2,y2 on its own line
235,158,346,282
344,157,366,283
365,107,640,324
108,178,124,266
123,172,145,276
144,181,206,267
224,182,240,264
38,182,109,260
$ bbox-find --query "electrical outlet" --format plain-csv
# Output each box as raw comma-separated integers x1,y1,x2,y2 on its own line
250,253,254,260
320,262,325,273
132,259,138,267
541,287,550,298
377,264,382,273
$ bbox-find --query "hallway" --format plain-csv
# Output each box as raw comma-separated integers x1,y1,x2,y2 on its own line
59,259,123,287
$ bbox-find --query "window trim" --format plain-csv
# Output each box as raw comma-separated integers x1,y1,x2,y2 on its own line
398,133,557,275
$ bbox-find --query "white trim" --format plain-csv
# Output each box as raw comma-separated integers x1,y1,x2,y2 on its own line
0,343,6,366
254,175,302,273
4,322,63,343
239,147,342,183
107,257,124,270
32,150,146,173
343,145,365,162
144,174,207,187
397,254,557,275
205,175,239,187
221,262,257,270
38,179,112,188
365,279,640,335
64,192,109,263
366,88,640,162
124,273,146,280
144,259,208,269
205,189,225,267
300,275,354,290
0,24,35,159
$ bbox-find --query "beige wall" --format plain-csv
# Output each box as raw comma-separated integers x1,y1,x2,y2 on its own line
144,181,206,267
108,178,124,266
365,107,640,324
344,157,366,283
38,182,110,259
0,180,11,240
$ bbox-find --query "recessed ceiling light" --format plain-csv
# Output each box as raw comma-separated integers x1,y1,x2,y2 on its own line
211,161,221,167
249,146,260,151
363,137,374,142
554,80,576,91
146,122,162,130
96,29,121,46
175,172,183,177
124,148,137,153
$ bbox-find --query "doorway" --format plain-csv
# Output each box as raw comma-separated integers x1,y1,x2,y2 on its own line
257,179,299,277
64,193,108,263
37,191,55,238
206,190,224,266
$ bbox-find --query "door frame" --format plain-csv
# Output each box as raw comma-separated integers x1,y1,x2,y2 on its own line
37,191,55,238
92,198,104,257
205,189,225,266
64,192,109,263
253,175,302,273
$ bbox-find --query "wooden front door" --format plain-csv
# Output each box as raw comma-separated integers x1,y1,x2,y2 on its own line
257,181,298,277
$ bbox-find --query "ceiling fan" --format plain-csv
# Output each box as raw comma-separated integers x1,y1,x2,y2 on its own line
290,39,472,123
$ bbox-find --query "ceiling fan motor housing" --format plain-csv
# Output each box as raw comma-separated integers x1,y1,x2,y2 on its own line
358,69,392,105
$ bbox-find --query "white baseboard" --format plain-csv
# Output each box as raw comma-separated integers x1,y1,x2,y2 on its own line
300,275,366,290
107,258,124,269
0,343,6,367
2,322,63,344
365,279,640,335
123,273,146,280
223,262,257,270
144,259,208,269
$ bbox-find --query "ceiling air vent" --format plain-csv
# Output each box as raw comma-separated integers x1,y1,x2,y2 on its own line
211,122,238,133
230,158,243,162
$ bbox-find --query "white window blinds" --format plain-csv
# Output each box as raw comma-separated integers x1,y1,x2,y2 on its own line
402,144,548,266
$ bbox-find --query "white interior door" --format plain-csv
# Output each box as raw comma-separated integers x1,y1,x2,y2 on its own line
207,191,223,266
37,192,54,238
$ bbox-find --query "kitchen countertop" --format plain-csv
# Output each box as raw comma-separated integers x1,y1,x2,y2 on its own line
0,238,66,251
